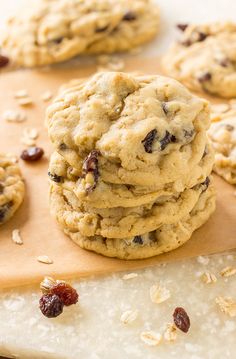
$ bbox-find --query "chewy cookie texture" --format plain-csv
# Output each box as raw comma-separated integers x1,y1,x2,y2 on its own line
1,0,159,67
47,72,216,260
208,102,236,184
0,153,25,225
163,22,236,98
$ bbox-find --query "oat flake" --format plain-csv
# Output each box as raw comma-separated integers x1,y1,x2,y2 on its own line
150,284,170,304
14,89,29,98
17,97,33,106
216,296,236,317
2,110,26,122
41,91,53,102
140,331,162,346
37,256,53,265
120,310,138,324
220,266,236,277
122,273,138,280
201,272,217,284
12,229,23,245
164,323,177,342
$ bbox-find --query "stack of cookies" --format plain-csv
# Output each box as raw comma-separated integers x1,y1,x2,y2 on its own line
46,72,216,259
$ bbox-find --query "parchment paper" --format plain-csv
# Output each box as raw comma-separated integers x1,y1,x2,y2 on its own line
0,57,235,290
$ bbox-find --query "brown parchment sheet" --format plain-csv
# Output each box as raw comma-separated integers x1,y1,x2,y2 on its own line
0,57,235,290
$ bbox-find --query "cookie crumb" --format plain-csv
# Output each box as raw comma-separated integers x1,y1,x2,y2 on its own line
12,229,23,245
120,309,138,324
150,284,170,304
122,273,138,280
216,296,236,317
37,255,53,264
201,272,217,284
220,266,236,278
140,331,162,346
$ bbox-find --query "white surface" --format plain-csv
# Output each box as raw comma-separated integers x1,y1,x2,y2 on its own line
0,0,236,358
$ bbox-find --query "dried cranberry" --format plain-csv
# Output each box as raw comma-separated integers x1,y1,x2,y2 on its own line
50,282,79,306
59,143,67,150
123,11,136,21
225,124,234,131
39,294,64,318
48,172,63,183
53,37,63,44
21,147,44,162
198,72,212,83
0,201,13,222
173,307,190,333
82,150,100,192
0,183,4,194
160,131,176,151
133,235,143,245
95,25,109,33
0,55,9,68
177,23,188,31
142,129,157,153
201,176,210,192
198,32,208,42
162,102,168,115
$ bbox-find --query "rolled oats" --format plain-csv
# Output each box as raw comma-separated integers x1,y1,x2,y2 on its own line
120,310,138,324
220,266,236,277
201,272,217,284
216,296,236,317
37,255,53,265
11,229,23,245
150,284,170,304
164,323,177,342
140,331,162,346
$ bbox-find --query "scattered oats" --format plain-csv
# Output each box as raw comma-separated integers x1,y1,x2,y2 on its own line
2,109,26,122
11,229,23,245
37,255,53,265
229,99,236,108
150,284,170,304
40,276,57,294
140,331,162,346
122,273,138,280
17,97,33,106
201,272,217,284
220,266,236,277
21,128,39,146
216,296,236,317
41,91,53,102
120,310,138,324
197,256,210,265
14,89,29,98
211,103,229,114
164,323,177,342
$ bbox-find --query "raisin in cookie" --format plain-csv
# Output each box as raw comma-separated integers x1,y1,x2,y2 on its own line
0,153,25,225
50,177,211,239
48,142,214,208
46,72,210,187
163,22,236,98
1,0,159,67
208,101,236,184
61,185,216,260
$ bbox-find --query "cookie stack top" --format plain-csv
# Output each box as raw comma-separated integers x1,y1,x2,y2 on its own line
47,72,216,259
